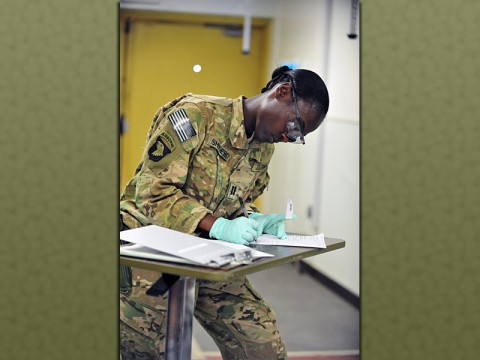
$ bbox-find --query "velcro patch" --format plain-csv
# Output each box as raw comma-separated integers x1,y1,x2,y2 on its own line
148,135,172,162
168,109,196,142
251,162,267,172
210,138,231,161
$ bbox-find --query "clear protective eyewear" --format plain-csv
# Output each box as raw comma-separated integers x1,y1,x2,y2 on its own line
282,114,305,144
281,77,306,144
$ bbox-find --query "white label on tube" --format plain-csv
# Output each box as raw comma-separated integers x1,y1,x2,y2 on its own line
285,198,294,219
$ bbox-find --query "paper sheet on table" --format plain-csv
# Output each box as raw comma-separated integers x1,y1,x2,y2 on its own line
253,233,326,248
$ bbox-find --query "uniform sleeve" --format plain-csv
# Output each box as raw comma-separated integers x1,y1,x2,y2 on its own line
133,102,211,234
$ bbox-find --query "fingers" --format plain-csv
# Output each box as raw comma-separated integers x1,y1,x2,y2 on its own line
269,213,287,223
219,217,260,245
248,218,259,229
243,227,257,242
264,213,296,238
239,218,259,243
275,222,286,239
255,225,265,238
235,239,249,245
262,214,285,235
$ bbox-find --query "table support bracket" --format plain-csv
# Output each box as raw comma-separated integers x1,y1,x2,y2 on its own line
146,273,180,297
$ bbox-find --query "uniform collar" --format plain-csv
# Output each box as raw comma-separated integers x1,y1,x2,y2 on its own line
229,95,275,155
229,96,250,149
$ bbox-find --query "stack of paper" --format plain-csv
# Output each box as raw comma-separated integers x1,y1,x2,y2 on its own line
120,225,272,268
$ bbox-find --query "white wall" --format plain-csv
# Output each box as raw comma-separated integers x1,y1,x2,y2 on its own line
120,0,360,296
311,0,359,296
261,0,360,295
307,118,359,295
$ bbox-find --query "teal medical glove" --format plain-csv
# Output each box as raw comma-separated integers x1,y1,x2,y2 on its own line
249,213,297,240
209,217,259,245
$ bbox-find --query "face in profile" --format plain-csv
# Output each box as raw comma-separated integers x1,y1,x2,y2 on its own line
255,91,320,144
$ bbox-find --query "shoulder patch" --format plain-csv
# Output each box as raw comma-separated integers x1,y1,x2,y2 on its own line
168,109,196,142
148,135,173,162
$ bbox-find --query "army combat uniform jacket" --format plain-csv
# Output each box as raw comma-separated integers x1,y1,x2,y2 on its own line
120,93,275,233
119,94,287,359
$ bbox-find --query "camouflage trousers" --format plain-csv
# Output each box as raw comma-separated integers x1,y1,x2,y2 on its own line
120,268,287,360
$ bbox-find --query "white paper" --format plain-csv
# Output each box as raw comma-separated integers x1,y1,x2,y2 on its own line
120,244,195,264
253,233,326,248
120,225,254,266
120,241,273,264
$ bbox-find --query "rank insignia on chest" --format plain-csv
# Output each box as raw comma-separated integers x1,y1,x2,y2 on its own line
227,184,238,199
168,109,196,142
148,133,174,162
210,138,231,161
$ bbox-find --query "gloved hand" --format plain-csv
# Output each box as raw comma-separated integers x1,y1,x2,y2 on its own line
209,217,259,245
249,213,297,240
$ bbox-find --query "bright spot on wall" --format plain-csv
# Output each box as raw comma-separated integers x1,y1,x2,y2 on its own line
193,64,202,73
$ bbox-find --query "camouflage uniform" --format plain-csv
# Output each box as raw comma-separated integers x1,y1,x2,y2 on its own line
120,94,287,359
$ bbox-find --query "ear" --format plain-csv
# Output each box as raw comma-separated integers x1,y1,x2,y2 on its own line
274,82,292,101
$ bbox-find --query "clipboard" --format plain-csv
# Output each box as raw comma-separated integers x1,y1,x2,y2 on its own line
120,225,254,268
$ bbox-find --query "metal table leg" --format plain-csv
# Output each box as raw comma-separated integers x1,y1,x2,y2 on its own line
165,276,196,360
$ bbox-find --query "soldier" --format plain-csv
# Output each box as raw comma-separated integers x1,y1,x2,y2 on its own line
120,65,329,359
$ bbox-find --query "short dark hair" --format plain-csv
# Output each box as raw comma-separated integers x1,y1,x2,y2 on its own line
261,65,329,122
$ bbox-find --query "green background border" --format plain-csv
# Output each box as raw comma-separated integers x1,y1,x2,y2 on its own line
1,1,119,359
362,1,479,359
1,0,479,359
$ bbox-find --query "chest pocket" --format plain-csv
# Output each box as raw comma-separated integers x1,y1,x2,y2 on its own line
225,153,268,202
250,159,268,173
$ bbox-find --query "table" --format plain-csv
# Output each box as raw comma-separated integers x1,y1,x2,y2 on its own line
120,237,345,359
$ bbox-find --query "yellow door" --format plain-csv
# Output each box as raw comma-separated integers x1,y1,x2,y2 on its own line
120,12,271,192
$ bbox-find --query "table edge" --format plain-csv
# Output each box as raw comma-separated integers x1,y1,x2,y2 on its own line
120,237,345,281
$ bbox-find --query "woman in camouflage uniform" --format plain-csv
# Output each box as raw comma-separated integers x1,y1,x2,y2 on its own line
120,66,329,359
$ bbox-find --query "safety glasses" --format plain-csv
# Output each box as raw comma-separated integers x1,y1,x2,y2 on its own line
284,114,305,144
282,77,305,145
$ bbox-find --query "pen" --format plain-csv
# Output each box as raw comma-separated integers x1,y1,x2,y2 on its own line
238,196,249,218
239,196,256,248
